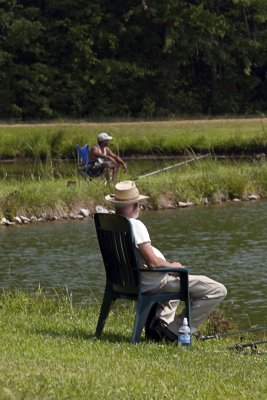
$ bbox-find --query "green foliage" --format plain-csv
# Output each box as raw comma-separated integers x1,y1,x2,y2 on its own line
0,1,267,119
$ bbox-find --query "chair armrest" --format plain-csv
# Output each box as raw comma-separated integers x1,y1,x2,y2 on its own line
139,266,190,299
139,266,189,274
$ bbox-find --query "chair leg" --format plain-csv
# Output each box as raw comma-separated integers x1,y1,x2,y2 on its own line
184,296,192,345
131,298,155,344
185,297,192,329
144,302,159,338
95,287,115,338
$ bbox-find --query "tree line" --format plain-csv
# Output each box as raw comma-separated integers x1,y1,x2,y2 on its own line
0,0,267,120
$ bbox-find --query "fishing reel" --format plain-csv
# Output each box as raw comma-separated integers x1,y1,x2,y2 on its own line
229,341,267,356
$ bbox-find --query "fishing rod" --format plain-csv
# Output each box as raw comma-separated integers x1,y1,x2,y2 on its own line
228,340,267,352
198,325,267,354
197,325,267,341
132,153,211,181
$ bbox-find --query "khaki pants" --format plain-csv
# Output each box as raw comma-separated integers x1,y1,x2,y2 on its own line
148,274,227,334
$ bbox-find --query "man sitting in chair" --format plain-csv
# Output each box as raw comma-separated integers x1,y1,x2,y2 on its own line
105,180,227,342
88,132,127,183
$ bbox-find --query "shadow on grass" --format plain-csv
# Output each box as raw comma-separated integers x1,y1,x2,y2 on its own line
34,327,94,340
34,326,142,344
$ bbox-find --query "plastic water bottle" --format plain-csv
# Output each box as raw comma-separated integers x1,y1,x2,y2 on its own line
178,317,191,349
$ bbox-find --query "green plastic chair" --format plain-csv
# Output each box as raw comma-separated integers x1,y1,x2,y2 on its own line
94,213,191,344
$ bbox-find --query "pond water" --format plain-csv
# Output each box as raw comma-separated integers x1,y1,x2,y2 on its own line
1,200,266,328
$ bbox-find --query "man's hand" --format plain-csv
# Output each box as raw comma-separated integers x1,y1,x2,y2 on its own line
170,262,183,268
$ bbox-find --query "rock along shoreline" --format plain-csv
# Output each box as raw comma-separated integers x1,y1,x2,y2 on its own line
0,193,262,227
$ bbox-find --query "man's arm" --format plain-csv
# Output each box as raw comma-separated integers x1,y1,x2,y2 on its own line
106,148,127,170
138,242,182,269
91,145,114,162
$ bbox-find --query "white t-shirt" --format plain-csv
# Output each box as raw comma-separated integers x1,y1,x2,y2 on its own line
130,218,168,292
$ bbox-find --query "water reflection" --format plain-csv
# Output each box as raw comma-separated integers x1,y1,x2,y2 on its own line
0,201,266,327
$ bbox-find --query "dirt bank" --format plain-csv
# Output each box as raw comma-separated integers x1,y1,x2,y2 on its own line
1,192,263,228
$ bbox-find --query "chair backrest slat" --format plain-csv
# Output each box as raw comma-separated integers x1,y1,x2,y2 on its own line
77,144,89,165
94,214,140,293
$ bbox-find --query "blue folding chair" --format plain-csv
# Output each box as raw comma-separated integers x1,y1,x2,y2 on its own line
77,144,89,166
76,144,105,179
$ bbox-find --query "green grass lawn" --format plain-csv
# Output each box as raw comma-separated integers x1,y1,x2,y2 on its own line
0,291,266,399
0,118,267,159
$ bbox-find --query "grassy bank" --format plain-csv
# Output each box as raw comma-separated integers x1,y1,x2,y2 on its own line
0,291,266,400
1,159,267,221
0,118,267,159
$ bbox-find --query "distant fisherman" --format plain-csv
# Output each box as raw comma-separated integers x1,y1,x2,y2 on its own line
88,132,127,183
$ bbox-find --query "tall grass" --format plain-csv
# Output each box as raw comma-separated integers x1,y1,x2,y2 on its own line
0,291,266,400
0,178,105,220
0,159,267,220
137,159,267,206
0,119,267,159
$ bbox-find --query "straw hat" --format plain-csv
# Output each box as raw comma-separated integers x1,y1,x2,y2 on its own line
105,180,149,205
